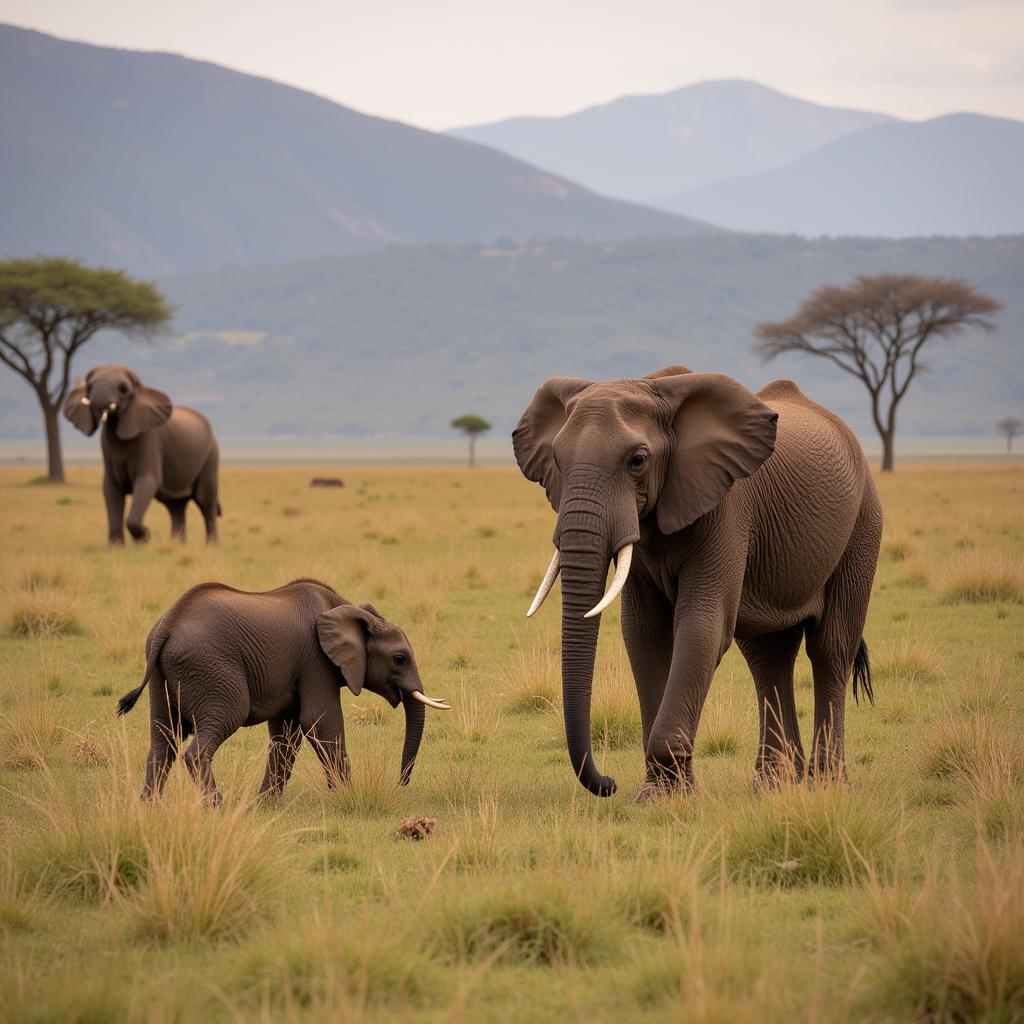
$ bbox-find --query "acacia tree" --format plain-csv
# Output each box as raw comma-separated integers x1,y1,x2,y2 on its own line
0,257,172,482
451,414,491,468
998,417,1023,454
755,274,1001,471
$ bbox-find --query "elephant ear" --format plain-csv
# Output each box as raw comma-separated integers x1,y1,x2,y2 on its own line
316,605,375,695
116,381,172,441
652,372,779,534
359,602,383,619
512,376,591,512
63,377,98,436
644,364,692,379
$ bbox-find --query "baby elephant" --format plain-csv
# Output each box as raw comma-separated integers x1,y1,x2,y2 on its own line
116,578,449,802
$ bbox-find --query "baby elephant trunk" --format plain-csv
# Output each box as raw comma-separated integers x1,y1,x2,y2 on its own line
399,694,426,785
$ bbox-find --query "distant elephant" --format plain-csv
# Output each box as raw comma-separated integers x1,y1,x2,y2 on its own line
63,364,220,544
514,366,882,799
115,578,450,803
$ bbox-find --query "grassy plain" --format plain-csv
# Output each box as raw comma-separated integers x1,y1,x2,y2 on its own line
1,463,1022,1022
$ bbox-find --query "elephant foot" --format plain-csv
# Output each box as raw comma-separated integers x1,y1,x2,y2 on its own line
128,524,151,543
108,535,125,546
753,752,804,790
636,757,694,803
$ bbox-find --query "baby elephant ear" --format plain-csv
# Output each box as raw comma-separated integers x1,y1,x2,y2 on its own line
316,605,375,695
64,377,98,436
652,372,779,535
117,384,172,441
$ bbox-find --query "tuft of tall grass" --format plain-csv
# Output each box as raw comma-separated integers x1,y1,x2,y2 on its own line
860,840,1024,1020
0,694,66,772
233,911,443,1012
321,736,401,817
724,783,900,887
15,747,292,940
874,631,942,686
433,872,620,966
941,551,1024,604
448,673,501,745
918,713,1023,786
591,661,642,750
7,591,82,637
502,644,560,714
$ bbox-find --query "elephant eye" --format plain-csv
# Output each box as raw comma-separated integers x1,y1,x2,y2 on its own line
628,451,649,470
392,652,408,667
118,383,129,394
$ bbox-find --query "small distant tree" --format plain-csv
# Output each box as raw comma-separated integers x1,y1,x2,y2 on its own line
0,257,172,482
755,274,1001,471
998,416,1023,454
451,414,491,468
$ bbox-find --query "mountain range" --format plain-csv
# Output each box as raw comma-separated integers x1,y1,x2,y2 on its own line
0,25,707,277
450,80,893,203
452,83,1024,237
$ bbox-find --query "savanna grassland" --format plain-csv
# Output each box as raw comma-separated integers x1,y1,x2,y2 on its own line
1,463,1022,1022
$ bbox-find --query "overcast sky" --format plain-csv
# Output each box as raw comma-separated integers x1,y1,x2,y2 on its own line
2,0,1022,129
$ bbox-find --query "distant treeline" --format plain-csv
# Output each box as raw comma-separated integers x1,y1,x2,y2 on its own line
0,235,1019,441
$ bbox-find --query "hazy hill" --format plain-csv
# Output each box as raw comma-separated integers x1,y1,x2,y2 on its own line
449,80,891,203
0,235,1017,446
661,113,1024,236
0,25,709,276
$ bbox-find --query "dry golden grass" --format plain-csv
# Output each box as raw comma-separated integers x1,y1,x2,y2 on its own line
0,462,1020,1021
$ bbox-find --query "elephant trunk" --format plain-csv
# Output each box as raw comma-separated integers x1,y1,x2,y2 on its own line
399,693,426,786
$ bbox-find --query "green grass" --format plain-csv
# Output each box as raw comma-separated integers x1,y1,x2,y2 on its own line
0,463,1022,1021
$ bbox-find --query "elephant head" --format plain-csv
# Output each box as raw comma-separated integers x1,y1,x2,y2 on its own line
513,366,778,796
317,602,449,785
64,365,172,440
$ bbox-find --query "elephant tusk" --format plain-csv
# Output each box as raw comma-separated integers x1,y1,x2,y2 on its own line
526,549,560,617
108,402,117,411
80,396,91,406
410,691,450,710
584,543,634,619
101,409,109,423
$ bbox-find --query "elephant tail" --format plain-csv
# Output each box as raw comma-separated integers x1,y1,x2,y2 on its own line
852,638,873,706
116,623,170,716
217,501,222,517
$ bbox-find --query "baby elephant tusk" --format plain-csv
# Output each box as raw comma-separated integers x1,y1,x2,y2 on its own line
100,409,109,423
80,396,91,406
410,691,450,710
526,549,560,617
584,543,634,619
107,402,117,411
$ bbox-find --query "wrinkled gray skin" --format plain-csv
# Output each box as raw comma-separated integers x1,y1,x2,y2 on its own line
64,365,219,545
115,579,432,803
514,367,882,799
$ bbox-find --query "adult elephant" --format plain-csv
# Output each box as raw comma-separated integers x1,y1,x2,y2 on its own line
64,365,220,545
514,366,882,799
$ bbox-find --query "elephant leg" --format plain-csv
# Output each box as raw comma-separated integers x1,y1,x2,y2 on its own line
737,626,805,784
301,705,350,789
805,495,882,780
193,450,220,544
143,705,181,799
126,474,158,543
182,725,234,806
165,498,189,542
620,575,674,763
259,716,302,796
103,474,126,545
644,613,732,794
